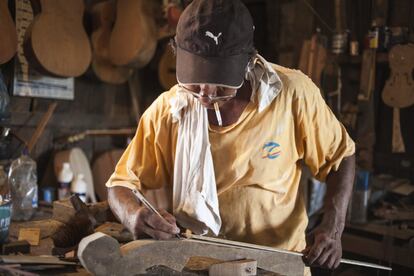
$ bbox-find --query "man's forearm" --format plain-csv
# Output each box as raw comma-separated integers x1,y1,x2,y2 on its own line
108,186,142,233
321,154,355,238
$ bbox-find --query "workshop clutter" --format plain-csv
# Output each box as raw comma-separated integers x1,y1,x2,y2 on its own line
8,153,38,222
0,165,11,243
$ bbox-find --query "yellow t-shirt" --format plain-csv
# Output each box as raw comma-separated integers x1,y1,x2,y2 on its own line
106,64,355,254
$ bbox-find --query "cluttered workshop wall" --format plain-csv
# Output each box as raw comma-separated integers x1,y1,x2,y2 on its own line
0,0,281,202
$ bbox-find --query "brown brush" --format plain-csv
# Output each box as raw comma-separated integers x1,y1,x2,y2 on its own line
52,195,97,248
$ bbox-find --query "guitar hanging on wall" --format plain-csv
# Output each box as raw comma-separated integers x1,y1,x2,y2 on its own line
108,0,157,68
158,42,177,90
0,0,18,64
23,0,92,77
381,43,414,153
91,0,133,84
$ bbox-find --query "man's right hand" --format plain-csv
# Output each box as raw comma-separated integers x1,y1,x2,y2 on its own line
108,186,180,240
132,207,180,240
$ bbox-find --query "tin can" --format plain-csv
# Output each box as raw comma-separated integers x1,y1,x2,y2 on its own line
0,200,11,243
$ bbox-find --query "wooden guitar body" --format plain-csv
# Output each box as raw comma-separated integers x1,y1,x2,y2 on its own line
0,0,18,64
23,0,92,77
109,0,157,68
91,0,132,84
158,44,177,90
381,44,414,152
382,44,414,108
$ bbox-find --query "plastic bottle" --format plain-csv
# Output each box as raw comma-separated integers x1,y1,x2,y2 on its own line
0,166,11,243
57,163,73,200
8,154,38,221
71,174,87,203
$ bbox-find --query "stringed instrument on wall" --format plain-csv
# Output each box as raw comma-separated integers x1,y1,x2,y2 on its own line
109,0,157,68
91,0,133,84
381,43,414,153
299,32,327,89
23,0,92,77
158,42,177,90
0,0,18,64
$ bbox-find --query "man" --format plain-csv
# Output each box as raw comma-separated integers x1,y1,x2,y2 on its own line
107,0,355,273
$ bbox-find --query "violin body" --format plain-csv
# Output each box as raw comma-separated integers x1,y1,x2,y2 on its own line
382,44,414,108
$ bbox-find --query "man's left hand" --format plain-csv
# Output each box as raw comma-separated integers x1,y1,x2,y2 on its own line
302,228,342,270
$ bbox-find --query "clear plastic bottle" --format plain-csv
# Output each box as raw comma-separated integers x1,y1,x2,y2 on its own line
57,162,73,200
8,154,38,221
0,165,11,243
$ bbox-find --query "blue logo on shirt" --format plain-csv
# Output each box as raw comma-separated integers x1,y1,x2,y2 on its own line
262,142,281,159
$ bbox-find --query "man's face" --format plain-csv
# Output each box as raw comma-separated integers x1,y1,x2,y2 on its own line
180,84,237,109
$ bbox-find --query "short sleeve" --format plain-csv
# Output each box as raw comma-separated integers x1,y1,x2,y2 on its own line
294,76,355,181
106,94,176,191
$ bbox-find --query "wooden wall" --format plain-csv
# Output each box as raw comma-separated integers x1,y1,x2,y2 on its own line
1,0,414,189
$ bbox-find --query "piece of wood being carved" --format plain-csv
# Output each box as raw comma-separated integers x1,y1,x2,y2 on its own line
78,233,304,276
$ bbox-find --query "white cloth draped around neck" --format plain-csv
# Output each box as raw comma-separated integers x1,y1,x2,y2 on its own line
169,54,282,235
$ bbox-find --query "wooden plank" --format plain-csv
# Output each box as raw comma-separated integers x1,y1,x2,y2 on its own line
78,233,305,276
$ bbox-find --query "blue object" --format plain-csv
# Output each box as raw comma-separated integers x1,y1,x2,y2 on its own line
0,201,11,244
42,187,56,203
355,170,370,191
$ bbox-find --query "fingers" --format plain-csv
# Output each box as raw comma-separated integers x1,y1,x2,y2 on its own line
159,209,177,225
136,207,179,240
303,233,342,270
304,236,327,265
140,224,177,240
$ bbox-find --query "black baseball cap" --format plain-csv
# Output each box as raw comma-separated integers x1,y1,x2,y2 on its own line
175,0,255,88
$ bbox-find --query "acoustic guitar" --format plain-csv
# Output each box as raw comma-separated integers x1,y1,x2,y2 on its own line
91,0,133,84
23,0,92,77
109,0,157,68
158,42,177,90
0,0,18,64
381,44,414,153
299,32,327,89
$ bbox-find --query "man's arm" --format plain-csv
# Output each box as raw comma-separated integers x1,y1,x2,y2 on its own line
108,186,180,240
303,154,355,269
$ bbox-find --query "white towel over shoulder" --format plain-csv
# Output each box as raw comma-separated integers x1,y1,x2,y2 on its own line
170,90,221,235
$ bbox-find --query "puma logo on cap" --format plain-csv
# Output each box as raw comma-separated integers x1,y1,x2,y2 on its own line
205,31,222,45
